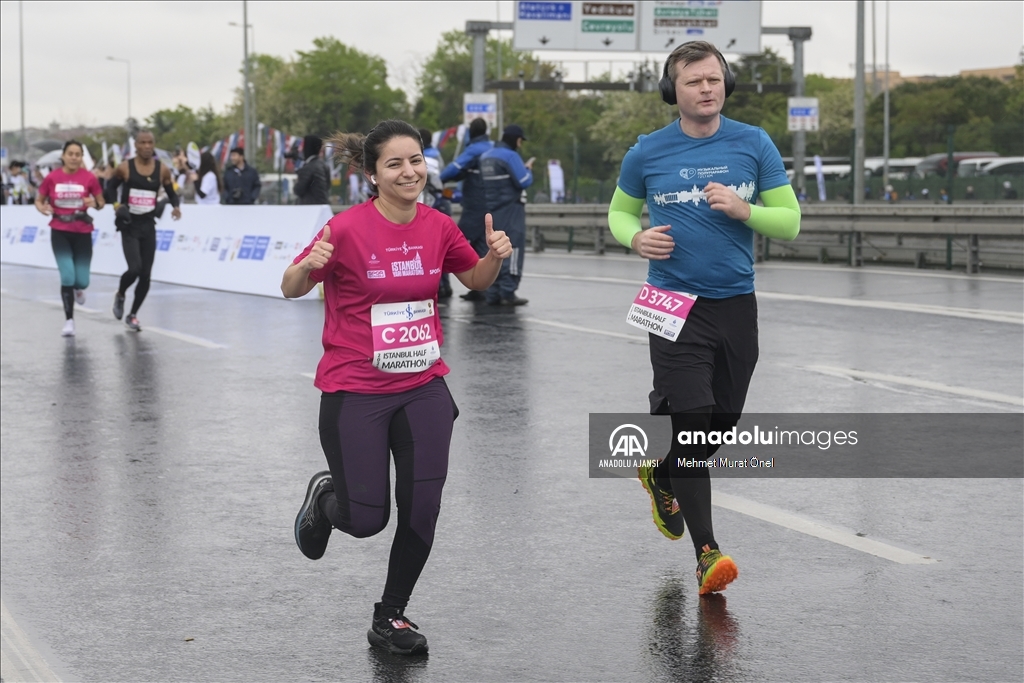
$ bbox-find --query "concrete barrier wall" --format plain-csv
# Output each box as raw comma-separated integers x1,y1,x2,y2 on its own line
1,205,333,299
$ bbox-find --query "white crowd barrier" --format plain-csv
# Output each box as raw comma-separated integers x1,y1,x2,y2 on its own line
1,204,334,299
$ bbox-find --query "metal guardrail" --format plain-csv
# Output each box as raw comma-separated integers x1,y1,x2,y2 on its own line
443,203,1024,273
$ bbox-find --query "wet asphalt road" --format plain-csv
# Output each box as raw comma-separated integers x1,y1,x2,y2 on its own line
1,255,1022,682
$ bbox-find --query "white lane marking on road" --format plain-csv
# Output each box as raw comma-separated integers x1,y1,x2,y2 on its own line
41,299,100,314
523,273,1023,324
40,299,227,348
757,261,1024,284
805,365,1024,406
446,314,646,342
533,253,1024,284
300,372,316,380
712,492,938,565
143,327,227,349
1,599,62,682
521,317,646,342
525,272,636,285
756,291,1023,325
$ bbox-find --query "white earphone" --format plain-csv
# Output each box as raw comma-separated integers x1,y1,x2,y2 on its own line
371,175,377,185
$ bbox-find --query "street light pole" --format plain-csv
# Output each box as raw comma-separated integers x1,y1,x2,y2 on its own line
107,56,131,124
883,0,890,188
853,1,866,205
19,0,26,155
230,6,253,162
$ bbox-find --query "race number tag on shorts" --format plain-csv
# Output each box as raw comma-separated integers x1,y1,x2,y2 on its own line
626,282,697,341
127,188,157,214
370,300,441,373
53,183,85,209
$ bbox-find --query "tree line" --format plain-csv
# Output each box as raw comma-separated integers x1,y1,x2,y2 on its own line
76,32,1024,192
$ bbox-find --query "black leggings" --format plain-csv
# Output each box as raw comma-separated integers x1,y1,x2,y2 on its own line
654,407,742,560
317,377,455,609
118,221,156,316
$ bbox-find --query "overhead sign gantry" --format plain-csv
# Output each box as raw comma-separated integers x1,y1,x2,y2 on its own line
512,1,763,54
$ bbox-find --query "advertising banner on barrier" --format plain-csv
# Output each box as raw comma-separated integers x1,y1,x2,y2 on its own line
1,205,334,299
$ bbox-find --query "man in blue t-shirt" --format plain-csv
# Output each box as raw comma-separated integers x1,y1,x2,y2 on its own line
608,41,801,595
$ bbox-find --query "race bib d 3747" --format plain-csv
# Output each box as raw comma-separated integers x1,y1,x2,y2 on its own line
626,282,697,341
370,299,441,373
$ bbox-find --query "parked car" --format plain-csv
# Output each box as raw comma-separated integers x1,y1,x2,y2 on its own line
914,152,998,177
979,157,1024,176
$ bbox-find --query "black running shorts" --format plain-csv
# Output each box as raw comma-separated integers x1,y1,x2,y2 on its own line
648,292,758,416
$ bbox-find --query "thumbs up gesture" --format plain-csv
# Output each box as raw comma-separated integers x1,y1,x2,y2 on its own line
484,213,512,259
302,224,334,271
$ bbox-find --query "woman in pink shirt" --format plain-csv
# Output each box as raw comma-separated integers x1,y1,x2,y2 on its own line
35,140,105,337
282,120,511,656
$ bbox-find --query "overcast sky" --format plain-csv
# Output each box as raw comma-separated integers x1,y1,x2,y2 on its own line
1,1,1021,132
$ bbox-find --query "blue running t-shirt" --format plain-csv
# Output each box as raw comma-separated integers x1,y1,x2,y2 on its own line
617,116,789,298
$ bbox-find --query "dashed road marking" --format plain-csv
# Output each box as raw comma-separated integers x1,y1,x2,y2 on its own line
523,273,1023,324
446,314,647,343
144,327,227,349
712,492,938,565
1,599,62,683
805,365,1024,406
39,299,227,348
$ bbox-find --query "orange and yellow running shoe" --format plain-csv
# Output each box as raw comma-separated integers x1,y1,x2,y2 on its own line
696,544,738,595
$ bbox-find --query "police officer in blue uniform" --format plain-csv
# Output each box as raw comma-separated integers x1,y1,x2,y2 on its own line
480,124,533,306
440,118,494,301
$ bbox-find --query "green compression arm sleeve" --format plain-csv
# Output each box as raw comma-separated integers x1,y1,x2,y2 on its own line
609,183,801,247
608,186,645,249
745,184,801,241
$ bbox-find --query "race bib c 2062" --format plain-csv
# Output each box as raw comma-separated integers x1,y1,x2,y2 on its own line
370,299,441,373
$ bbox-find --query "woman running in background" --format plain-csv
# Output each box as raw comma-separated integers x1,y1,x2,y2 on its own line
35,140,104,337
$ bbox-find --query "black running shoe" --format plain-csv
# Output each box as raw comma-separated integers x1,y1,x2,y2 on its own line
459,290,485,302
367,602,428,655
125,314,141,331
294,471,333,560
113,293,125,320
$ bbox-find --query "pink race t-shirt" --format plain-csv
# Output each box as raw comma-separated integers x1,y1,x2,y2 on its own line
294,199,481,394
37,167,103,234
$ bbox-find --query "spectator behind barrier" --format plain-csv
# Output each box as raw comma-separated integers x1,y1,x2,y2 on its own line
195,152,223,206
295,135,331,205
223,147,261,205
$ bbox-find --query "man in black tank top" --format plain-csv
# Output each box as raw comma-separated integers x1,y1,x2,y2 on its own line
104,130,181,331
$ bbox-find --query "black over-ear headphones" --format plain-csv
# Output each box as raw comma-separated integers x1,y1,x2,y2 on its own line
659,44,736,105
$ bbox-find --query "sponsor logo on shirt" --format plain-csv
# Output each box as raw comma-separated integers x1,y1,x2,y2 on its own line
368,253,380,265
680,165,730,180
385,241,423,256
391,252,424,277
429,268,441,275
367,270,386,279
653,181,756,207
